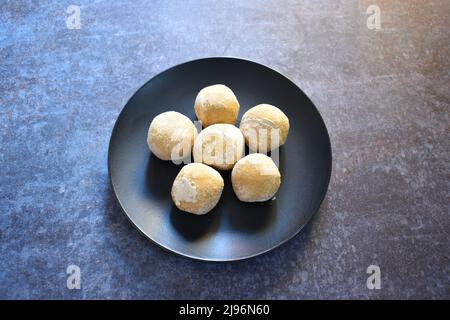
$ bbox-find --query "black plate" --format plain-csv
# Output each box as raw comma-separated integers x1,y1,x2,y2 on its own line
108,57,332,261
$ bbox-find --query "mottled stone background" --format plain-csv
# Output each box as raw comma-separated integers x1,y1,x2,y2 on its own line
0,0,448,299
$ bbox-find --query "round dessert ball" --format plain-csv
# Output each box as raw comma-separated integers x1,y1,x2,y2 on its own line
193,123,244,170
171,163,224,215
194,84,240,127
147,111,197,161
231,153,281,202
239,104,289,152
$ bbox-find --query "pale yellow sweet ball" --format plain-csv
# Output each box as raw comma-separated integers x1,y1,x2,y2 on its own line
239,104,290,152
231,153,281,202
171,163,224,215
194,84,240,127
193,123,244,170
147,111,197,161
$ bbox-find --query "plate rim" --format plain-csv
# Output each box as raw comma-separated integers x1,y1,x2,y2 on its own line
108,56,333,262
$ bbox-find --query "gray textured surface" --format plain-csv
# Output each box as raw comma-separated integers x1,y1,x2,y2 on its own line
0,0,449,299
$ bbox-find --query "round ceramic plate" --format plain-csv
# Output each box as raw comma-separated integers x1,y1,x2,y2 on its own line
108,57,332,261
